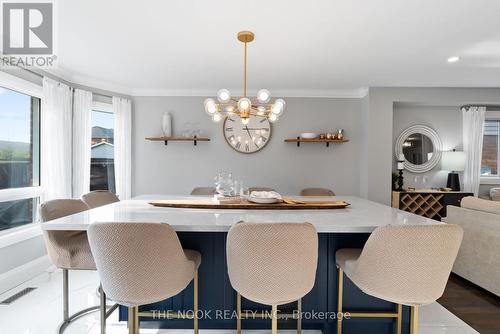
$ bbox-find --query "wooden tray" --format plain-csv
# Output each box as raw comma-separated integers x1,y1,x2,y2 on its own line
148,198,350,210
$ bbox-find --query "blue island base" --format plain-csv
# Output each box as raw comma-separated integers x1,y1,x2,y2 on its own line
119,232,410,334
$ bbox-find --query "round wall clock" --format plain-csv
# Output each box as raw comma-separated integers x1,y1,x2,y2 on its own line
223,116,271,153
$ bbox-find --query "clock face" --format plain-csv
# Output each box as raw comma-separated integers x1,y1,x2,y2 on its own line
223,116,272,153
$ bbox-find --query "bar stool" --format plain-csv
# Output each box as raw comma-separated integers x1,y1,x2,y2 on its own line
227,222,318,334
81,190,119,209
88,222,201,334
336,224,463,334
300,188,336,196
190,187,216,195
40,199,111,333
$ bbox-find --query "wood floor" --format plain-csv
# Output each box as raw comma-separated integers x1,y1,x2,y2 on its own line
438,274,500,334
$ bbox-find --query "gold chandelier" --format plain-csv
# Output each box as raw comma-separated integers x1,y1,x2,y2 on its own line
204,31,285,125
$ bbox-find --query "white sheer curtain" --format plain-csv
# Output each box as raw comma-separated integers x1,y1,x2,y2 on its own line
41,77,73,201
72,89,93,197
462,106,486,196
113,96,132,200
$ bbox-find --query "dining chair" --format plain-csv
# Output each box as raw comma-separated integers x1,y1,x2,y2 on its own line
227,222,318,334
190,187,216,195
300,187,335,196
336,224,463,334
88,222,201,334
40,199,108,333
81,190,120,209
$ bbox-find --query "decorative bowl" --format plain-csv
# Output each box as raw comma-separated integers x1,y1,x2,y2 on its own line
300,133,318,139
248,196,281,204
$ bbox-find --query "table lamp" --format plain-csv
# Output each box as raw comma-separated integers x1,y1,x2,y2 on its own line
441,149,466,191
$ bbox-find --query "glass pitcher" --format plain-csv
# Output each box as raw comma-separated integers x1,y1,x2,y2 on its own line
214,171,235,197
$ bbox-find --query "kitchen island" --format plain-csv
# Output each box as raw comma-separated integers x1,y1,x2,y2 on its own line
41,195,440,334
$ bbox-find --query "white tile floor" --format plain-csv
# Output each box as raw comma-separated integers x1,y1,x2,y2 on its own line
0,270,479,334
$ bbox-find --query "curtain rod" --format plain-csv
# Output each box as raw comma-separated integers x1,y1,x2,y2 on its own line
17,66,121,99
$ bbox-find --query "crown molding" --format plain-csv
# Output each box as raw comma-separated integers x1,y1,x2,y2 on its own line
130,87,369,98
43,68,369,99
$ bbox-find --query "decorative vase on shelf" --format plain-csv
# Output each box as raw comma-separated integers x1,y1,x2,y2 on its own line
162,112,172,137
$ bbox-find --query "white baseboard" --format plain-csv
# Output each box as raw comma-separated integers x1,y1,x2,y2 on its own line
0,255,51,295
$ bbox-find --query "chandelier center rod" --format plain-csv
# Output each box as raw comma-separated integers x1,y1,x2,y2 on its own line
237,31,254,98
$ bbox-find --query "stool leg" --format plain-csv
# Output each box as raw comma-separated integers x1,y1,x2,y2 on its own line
410,306,419,334
271,304,278,334
396,304,402,334
128,306,139,334
62,269,69,322
193,270,199,334
337,266,344,334
236,292,242,334
99,284,106,334
297,298,302,334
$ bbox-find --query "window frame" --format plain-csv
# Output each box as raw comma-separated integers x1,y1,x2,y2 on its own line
480,111,500,185
0,71,43,246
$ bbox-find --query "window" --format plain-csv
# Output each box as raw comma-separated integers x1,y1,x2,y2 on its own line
0,86,41,231
90,104,115,193
481,120,499,177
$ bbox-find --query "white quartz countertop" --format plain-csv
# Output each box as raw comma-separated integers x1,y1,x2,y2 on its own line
39,195,441,233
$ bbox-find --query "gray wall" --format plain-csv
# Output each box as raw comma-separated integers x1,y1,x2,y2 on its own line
393,104,462,189
132,97,364,196
363,87,500,205
0,237,47,273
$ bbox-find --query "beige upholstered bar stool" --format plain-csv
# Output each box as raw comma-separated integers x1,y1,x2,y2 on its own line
336,224,463,334
300,188,336,196
81,190,120,208
227,222,318,334
40,199,107,333
88,222,201,334
190,187,216,195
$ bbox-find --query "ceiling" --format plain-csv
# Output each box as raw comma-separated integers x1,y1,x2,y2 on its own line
52,0,500,97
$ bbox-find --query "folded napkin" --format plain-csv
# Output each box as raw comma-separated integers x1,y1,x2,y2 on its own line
250,191,282,199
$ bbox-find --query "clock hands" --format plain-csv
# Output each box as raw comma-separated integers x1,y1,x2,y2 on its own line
244,125,260,148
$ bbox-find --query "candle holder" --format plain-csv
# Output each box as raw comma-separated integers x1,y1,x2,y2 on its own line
397,156,405,191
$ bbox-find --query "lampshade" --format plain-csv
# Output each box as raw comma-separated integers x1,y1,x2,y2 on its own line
441,151,466,172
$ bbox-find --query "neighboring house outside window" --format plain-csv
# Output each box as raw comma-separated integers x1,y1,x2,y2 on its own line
481,115,500,185
90,105,115,193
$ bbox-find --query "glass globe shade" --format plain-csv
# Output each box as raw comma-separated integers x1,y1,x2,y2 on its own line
272,99,285,115
257,89,270,103
238,98,251,111
241,117,250,125
217,89,231,103
269,113,278,123
212,113,222,122
204,98,217,114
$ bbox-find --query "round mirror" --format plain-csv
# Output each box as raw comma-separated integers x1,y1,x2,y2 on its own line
402,133,434,165
395,125,442,173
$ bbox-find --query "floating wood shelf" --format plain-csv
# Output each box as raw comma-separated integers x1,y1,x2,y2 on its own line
284,137,349,147
145,136,210,146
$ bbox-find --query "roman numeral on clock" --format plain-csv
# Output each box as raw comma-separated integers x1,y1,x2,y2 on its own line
260,136,267,142
225,127,233,132
235,142,241,149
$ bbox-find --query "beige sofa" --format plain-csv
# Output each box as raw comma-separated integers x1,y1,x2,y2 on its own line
443,197,500,296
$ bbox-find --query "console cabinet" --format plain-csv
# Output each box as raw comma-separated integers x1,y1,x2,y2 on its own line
391,190,473,221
